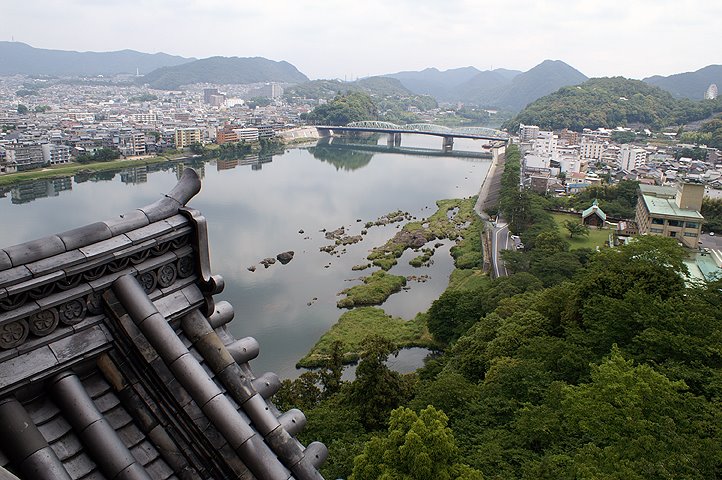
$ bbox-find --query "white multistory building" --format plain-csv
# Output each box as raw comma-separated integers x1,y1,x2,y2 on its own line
579,137,607,161
41,144,70,165
619,145,648,172
519,123,540,142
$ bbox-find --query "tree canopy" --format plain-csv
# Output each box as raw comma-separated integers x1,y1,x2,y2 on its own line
504,77,722,132
304,91,378,126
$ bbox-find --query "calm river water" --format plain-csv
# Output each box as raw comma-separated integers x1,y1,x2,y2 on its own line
0,135,490,378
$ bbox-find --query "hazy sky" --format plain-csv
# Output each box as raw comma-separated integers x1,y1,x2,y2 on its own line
3,0,719,80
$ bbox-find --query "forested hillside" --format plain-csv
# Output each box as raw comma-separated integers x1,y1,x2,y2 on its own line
140,56,309,89
504,77,722,131
273,145,722,479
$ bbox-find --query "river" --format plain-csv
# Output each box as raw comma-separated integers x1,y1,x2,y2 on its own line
0,134,491,378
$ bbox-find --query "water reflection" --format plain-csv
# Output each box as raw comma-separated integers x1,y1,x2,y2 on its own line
0,139,490,379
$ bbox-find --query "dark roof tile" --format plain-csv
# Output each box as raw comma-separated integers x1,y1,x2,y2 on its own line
62,452,97,479
104,406,133,431
37,416,72,443
129,440,159,466
50,432,83,462
4,236,67,268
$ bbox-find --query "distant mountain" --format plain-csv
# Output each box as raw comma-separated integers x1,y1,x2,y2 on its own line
454,70,512,105
492,60,588,111
0,41,192,76
644,65,722,99
383,60,585,111
385,66,483,99
503,76,722,132
141,56,308,89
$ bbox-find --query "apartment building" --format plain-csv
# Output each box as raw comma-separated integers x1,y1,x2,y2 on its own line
619,145,648,172
41,144,70,165
174,128,202,149
519,123,540,142
635,182,704,248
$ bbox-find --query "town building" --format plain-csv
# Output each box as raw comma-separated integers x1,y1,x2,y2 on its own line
582,199,607,227
579,138,607,161
635,182,704,248
174,127,202,149
41,143,71,165
6,145,46,171
619,145,648,172
234,127,259,142
519,123,540,142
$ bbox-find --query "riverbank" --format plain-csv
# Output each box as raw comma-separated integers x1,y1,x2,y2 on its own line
297,141,506,370
299,194,485,368
0,153,190,187
0,136,292,188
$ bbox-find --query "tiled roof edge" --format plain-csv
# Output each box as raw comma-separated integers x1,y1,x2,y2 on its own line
1,169,201,271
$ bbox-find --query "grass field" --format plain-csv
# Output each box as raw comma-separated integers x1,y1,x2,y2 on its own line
551,212,610,250
296,307,438,368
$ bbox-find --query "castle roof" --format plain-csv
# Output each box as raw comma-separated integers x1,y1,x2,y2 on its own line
0,169,325,480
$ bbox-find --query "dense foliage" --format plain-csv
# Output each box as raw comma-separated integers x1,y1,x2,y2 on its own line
304,91,379,125
76,147,121,163
351,406,484,479
504,77,722,131
277,143,722,479
550,180,640,219
682,114,722,150
701,197,722,233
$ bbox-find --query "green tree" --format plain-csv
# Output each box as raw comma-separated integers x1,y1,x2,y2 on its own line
344,336,412,430
563,220,589,239
521,347,722,479
305,91,378,125
17,104,28,114
351,406,484,480
189,142,205,155
247,96,273,109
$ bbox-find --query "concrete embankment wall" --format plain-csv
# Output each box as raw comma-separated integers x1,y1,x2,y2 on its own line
279,127,320,142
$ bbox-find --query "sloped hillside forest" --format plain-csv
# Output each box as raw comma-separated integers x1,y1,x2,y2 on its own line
273,145,722,479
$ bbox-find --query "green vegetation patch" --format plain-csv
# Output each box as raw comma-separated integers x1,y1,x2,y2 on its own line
409,247,435,267
297,307,436,368
551,212,609,250
367,197,483,270
504,76,722,132
337,271,406,308
0,156,177,187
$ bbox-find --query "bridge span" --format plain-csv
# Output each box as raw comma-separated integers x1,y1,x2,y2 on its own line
315,121,509,152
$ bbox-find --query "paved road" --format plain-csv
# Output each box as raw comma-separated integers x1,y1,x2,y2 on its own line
491,219,511,278
473,149,516,278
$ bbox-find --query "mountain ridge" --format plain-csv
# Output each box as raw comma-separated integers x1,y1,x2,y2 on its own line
0,41,193,76
140,56,310,89
643,65,722,99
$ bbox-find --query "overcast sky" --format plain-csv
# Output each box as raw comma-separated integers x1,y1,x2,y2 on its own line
3,0,719,80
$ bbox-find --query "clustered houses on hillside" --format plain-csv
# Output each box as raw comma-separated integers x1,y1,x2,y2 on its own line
0,77,311,175
518,123,722,199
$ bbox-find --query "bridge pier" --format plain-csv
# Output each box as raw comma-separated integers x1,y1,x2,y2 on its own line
317,128,332,138
442,136,454,152
387,132,401,147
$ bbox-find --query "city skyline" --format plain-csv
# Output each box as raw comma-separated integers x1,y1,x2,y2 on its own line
2,0,720,81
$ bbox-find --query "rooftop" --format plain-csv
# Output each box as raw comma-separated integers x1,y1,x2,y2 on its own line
0,169,325,480
639,184,704,219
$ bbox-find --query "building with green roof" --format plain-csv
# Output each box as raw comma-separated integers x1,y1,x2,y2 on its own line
635,182,704,248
